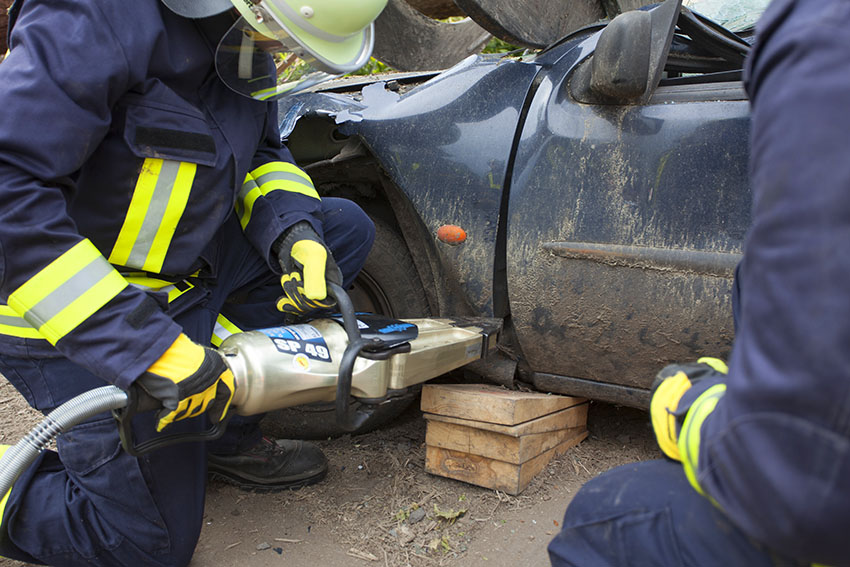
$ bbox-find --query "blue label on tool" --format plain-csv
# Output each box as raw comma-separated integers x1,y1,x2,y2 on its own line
260,324,332,362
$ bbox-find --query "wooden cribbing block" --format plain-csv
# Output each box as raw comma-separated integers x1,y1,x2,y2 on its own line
426,420,585,464
421,384,586,426
424,402,588,437
421,384,589,493
425,430,588,495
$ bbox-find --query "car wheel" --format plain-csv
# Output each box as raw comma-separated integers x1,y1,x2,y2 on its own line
262,217,431,439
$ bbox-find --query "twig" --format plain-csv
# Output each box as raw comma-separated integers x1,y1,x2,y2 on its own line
347,548,379,562
274,538,302,543
224,542,241,550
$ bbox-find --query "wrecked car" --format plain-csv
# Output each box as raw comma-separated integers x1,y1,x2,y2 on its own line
264,0,763,437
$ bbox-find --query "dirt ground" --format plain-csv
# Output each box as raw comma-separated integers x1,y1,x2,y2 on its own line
0,377,659,567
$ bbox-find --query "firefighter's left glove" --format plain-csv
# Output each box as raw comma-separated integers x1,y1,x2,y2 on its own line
136,334,235,432
273,221,343,317
650,357,727,461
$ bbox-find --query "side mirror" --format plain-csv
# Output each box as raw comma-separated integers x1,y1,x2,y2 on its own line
571,0,682,105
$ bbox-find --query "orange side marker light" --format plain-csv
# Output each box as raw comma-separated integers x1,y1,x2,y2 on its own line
436,224,467,245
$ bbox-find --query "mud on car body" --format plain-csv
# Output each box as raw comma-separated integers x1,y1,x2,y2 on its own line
265,0,765,437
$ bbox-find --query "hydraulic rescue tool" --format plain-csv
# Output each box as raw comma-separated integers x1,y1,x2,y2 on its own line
0,283,500,497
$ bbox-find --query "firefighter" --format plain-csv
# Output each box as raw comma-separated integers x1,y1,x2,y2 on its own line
0,0,386,564
549,0,850,565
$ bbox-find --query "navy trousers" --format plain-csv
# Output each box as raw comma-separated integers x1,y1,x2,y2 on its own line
0,198,374,566
548,459,803,567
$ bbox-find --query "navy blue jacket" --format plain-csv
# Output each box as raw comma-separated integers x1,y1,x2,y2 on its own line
674,0,850,563
0,0,324,389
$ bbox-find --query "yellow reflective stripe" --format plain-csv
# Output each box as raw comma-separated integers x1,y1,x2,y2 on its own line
236,174,262,230
166,284,191,303
7,240,128,345
210,314,242,347
250,161,319,200
251,86,282,100
110,159,162,266
236,161,321,230
0,306,43,339
0,445,10,525
125,275,195,303
125,275,176,291
249,162,312,184
236,163,318,229
679,383,727,500
108,159,196,272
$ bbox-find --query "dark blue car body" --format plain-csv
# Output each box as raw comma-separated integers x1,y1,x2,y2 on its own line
279,6,751,408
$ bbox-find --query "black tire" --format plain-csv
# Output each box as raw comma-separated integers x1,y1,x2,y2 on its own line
262,217,431,439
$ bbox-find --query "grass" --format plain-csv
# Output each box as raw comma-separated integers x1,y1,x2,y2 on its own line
352,36,525,76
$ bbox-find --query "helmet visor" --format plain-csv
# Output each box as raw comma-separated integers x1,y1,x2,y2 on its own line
215,15,341,101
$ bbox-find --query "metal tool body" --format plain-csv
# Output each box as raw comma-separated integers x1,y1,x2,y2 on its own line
0,284,499,493
222,315,495,415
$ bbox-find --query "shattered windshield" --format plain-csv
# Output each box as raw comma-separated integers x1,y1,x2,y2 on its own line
684,0,770,31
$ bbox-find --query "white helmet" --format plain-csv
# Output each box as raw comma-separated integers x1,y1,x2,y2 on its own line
162,0,388,100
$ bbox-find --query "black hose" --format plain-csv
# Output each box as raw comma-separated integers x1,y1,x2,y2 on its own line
328,282,361,342
676,7,750,68
328,282,383,431
335,338,375,432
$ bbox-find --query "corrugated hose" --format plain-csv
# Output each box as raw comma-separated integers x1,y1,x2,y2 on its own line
0,386,129,499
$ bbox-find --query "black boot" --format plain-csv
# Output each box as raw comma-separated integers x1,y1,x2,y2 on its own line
207,437,328,492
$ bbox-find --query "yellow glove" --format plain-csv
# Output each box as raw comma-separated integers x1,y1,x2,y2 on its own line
274,222,343,316
136,334,235,432
650,357,727,461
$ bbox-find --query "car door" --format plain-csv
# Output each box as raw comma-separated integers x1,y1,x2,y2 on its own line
505,5,752,405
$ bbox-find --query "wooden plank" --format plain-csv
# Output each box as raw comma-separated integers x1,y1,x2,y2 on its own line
426,420,586,464
421,383,585,426
425,431,588,495
424,402,588,437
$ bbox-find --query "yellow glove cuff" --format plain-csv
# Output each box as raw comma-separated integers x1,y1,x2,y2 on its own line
650,371,692,461
147,334,204,382
697,357,729,374
290,239,328,299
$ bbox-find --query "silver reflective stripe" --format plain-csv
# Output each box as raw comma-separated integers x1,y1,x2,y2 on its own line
238,175,260,202
253,170,316,193
213,320,233,341
22,256,115,329
0,314,33,328
129,282,176,294
125,161,182,268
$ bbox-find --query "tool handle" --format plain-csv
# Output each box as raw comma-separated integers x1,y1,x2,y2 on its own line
112,384,230,456
327,283,386,431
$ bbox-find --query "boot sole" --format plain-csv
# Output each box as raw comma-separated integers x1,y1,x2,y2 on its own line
208,466,328,493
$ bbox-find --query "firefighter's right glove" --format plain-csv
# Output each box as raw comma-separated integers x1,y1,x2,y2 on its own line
273,221,343,317
649,357,727,461
136,334,235,432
